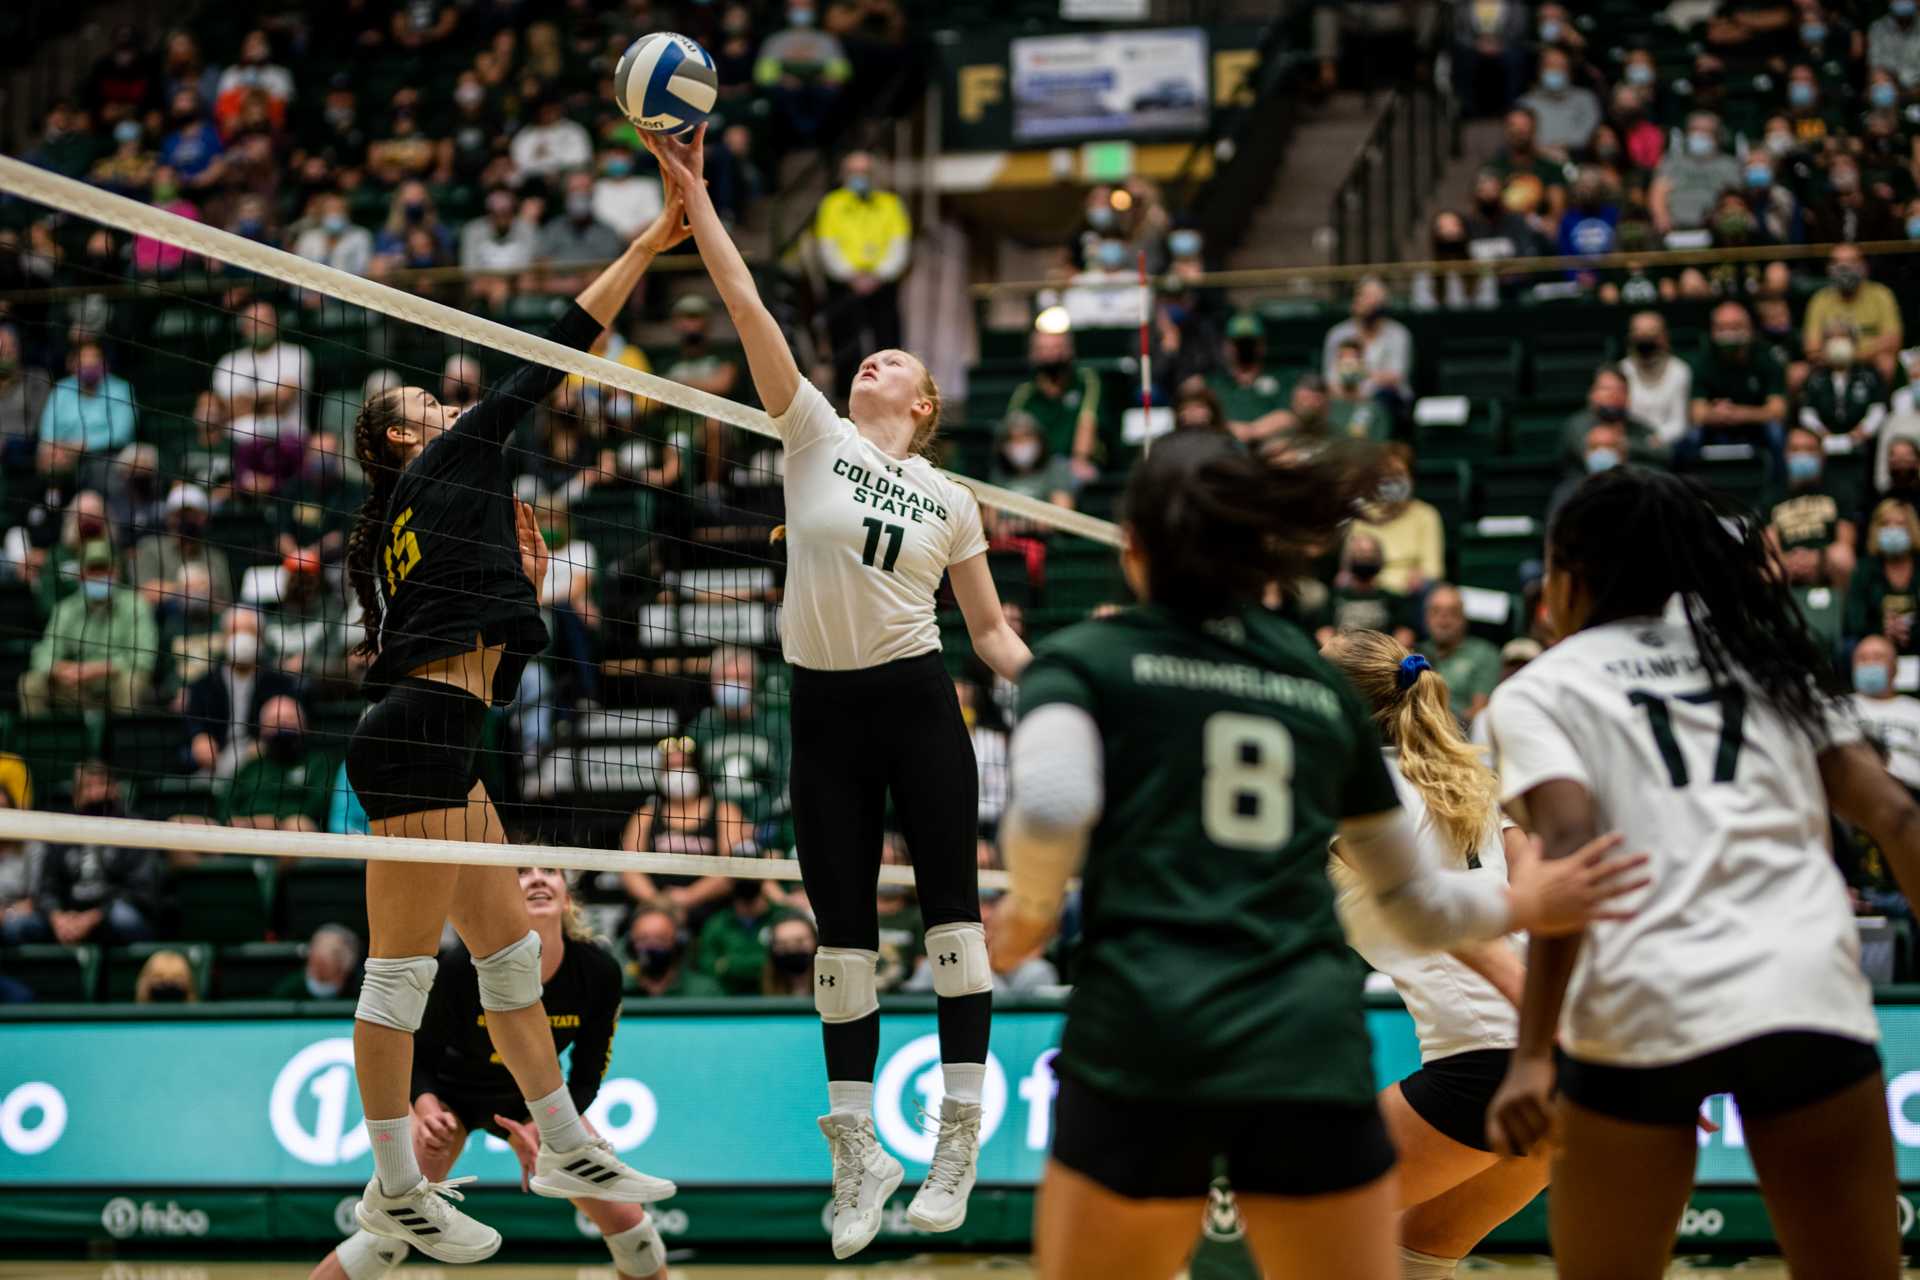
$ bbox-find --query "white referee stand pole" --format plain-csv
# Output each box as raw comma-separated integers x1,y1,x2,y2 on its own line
1138,249,1154,456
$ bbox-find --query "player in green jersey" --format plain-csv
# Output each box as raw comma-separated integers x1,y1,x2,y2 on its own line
987,432,1648,1280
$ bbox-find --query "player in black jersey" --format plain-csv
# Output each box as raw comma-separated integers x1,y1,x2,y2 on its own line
339,188,691,1262
311,868,668,1280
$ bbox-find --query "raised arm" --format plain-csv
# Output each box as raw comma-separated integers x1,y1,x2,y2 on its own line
644,127,802,416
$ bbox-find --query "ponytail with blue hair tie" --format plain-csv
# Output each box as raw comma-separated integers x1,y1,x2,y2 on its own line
1396,654,1432,691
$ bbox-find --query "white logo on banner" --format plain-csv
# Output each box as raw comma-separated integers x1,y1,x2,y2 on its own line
0,1080,67,1155
270,1039,369,1166
872,1034,1007,1164
100,1198,208,1239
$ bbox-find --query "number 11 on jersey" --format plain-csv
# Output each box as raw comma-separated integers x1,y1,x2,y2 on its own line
861,517,904,573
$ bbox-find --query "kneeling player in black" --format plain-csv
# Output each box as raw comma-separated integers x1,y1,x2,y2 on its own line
312,868,668,1280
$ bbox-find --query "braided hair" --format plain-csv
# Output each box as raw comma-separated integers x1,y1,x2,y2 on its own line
1548,465,1843,740
345,389,408,658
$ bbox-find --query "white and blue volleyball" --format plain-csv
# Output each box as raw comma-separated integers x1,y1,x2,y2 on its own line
615,32,718,138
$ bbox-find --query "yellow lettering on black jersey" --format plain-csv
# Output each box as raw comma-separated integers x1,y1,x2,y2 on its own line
384,507,422,594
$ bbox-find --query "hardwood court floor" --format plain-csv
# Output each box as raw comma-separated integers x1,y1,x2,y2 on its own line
4,1260,1916,1279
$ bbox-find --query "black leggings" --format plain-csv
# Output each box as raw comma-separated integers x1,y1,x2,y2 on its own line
789,651,989,1080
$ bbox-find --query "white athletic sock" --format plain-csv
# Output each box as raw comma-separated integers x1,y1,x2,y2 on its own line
605,1218,661,1277
366,1116,420,1198
828,1080,874,1117
942,1062,986,1105
1400,1246,1459,1280
337,1228,407,1279
528,1085,592,1153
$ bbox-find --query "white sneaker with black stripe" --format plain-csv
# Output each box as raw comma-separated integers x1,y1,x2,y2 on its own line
530,1136,678,1203
353,1175,500,1264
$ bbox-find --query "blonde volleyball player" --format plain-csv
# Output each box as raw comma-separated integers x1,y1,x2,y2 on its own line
643,126,1031,1257
1486,465,1920,1280
312,869,667,1280
1322,630,1545,1280
339,191,692,1259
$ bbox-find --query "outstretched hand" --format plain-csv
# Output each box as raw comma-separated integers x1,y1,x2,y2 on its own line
641,124,708,201
1505,832,1651,937
634,174,693,256
516,501,550,593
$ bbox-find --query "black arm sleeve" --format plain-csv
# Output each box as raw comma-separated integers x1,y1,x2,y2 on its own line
566,948,622,1114
410,947,471,1102
451,303,606,449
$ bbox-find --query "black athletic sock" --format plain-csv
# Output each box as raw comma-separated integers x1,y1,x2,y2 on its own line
936,991,993,1065
823,1010,881,1084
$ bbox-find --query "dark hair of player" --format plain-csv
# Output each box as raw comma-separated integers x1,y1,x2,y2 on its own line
344,387,409,658
1547,465,1842,739
1122,431,1381,618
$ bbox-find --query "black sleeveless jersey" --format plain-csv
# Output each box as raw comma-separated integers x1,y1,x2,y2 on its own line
363,302,602,704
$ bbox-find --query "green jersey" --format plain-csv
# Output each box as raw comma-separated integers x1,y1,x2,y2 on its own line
1019,604,1399,1104
687,703,791,829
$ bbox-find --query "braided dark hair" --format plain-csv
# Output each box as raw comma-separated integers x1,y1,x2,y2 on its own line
345,388,408,659
1123,432,1383,617
1548,465,1843,740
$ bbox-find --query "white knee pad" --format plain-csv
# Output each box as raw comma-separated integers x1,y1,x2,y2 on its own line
354,954,438,1033
925,922,992,998
605,1218,665,1276
813,947,879,1024
338,1228,409,1279
474,930,544,1012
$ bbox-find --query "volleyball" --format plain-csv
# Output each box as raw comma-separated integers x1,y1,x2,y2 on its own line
614,31,718,138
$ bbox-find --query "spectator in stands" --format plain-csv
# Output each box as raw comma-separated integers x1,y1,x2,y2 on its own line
1562,366,1666,473
510,93,593,187
183,614,296,777
1871,0,1920,90
1804,316,1890,444
1609,84,1664,173
460,187,539,311
1349,443,1444,596
755,0,853,147
1518,47,1602,155
131,483,229,629
1274,375,1334,444
37,340,134,487
90,119,156,199
1463,168,1546,263
1804,244,1904,385
261,552,347,680
391,0,459,49
1690,300,1788,467
619,739,748,917
657,295,741,490
370,181,455,281
0,326,47,467
133,950,197,1003
761,914,820,997
697,876,782,996
105,444,164,551
1321,277,1412,405
533,502,600,712
1453,0,1530,115
274,923,363,1000
1412,210,1498,310
1204,313,1289,439
953,674,1010,827
274,430,360,568
1876,436,1920,524
439,356,483,417
1771,426,1857,592
223,695,330,831
159,30,215,110
1850,635,1920,790
1549,420,1630,522
1556,166,1622,273
1804,154,1901,245
688,647,789,847
537,170,626,296
593,146,664,240
13,761,160,945
1847,500,1920,654
988,410,1079,506
27,101,102,181
1007,329,1101,481
365,94,437,188
1487,108,1568,231
1173,386,1228,434
20,540,154,717
1784,64,1842,146
625,904,721,997
213,302,313,494
1419,583,1502,725
1619,311,1694,448
0,774,34,948
214,30,292,137
1323,338,1392,441
1652,112,1743,234
290,193,372,277
1313,533,1420,644
814,151,911,393
85,25,159,126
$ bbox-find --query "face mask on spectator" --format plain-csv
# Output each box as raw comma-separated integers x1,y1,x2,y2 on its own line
660,769,701,801
175,510,206,537
1745,163,1772,189
1593,402,1626,423
846,173,873,198
145,982,189,1003
1788,81,1816,108
1687,131,1716,157
566,192,594,220
1908,215,1920,240
1880,525,1914,556
403,200,427,222
1832,167,1860,194
455,83,485,110
1337,359,1366,388
713,683,752,713
324,105,354,130
1713,331,1750,352
1873,82,1900,109
1349,557,1383,582
1036,356,1069,379
1541,69,1569,93
115,120,143,146
1857,663,1893,695
1232,337,1261,365
1087,206,1115,231
1004,439,1042,470
1827,337,1857,366
1585,447,1621,473
236,216,265,238
304,971,343,998
1802,22,1827,43
1766,130,1794,155
75,515,106,540
228,632,259,669
1168,229,1201,258
788,6,814,26
1895,466,1920,490
1632,336,1663,359
1626,62,1654,86
770,947,815,975
1540,20,1563,42
1832,264,1864,291
251,322,276,350
267,732,305,764
605,157,632,178
1095,240,1128,270
322,212,348,234
1377,477,1412,505
637,943,680,977
81,575,112,603
1787,452,1823,484
77,362,104,388
1897,0,1917,21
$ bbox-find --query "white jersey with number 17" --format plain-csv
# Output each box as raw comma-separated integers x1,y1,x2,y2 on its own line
773,380,988,671
1487,616,1876,1068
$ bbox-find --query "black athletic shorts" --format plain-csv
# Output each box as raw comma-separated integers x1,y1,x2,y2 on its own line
419,1087,525,1142
346,677,489,821
1558,1030,1882,1127
1398,1047,1510,1153
1051,1067,1396,1200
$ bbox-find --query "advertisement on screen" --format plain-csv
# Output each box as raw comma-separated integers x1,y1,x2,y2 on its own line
5,1005,1920,1186
1010,28,1209,144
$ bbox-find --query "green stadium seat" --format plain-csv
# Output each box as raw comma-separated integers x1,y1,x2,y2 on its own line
12,715,99,810
571,488,656,566
102,713,191,786
1432,337,1524,399
1414,461,1472,561
1686,449,1772,513
278,861,369,947
1794,584,1844,653
1456,523,1544,594
1505,399,1581,459
216,941,309,1000
1413,399,1503,466
1531,332,1619,401
104,941,214,1002
1476,456,1562,524
170,857,274,946
0,943,101,1001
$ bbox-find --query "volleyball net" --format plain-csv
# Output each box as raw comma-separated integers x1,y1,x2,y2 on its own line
0,155,1126,939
